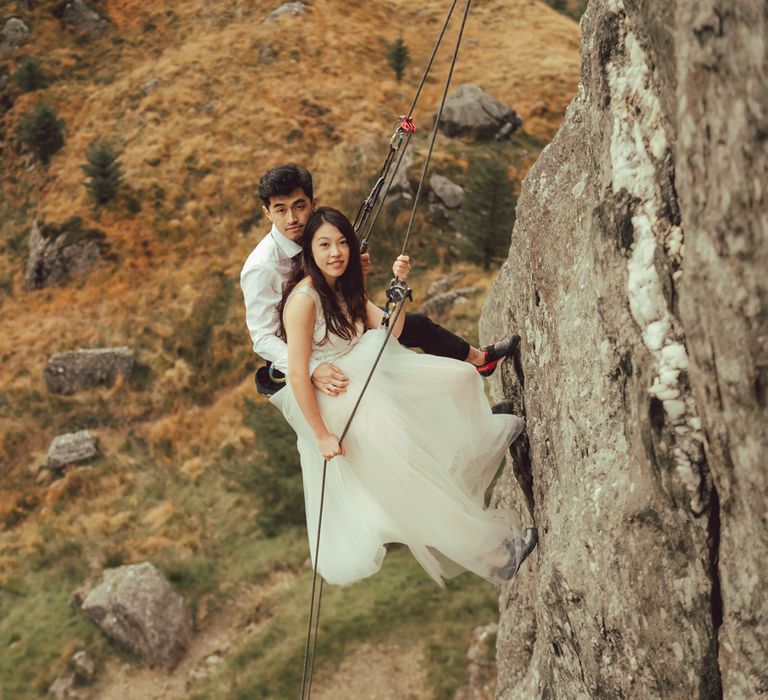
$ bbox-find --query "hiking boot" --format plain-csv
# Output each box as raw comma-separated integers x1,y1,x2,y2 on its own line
477,333,521,377
492,527,538,581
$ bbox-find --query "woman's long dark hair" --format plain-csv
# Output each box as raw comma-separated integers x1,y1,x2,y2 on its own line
278,207,367,344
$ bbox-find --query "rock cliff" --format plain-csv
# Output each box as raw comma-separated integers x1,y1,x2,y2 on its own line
481,1,767,697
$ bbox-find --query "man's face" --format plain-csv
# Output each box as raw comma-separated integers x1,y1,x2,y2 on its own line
263,188,316,240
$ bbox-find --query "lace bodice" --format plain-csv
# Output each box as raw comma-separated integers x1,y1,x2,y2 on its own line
286,284,364,365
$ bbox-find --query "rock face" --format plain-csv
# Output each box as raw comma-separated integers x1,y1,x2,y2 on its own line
0,17,29,52
437,84,523,140
71,561,193,668
481,1,767,698
25,218,113,290
45,430,98,469
45,347,134,394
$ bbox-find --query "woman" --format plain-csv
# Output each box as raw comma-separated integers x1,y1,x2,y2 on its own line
271,207,537,587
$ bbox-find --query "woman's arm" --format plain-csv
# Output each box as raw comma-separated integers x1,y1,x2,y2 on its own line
284,293,344,461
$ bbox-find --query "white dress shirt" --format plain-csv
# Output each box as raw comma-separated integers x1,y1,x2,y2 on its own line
240,223,320,375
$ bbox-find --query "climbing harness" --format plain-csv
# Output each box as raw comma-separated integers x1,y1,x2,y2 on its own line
300,1,474,697
254,362,286,396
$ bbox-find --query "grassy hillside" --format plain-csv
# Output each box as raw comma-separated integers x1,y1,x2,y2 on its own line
0,0,580,696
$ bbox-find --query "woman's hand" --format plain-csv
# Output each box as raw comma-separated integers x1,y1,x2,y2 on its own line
392,254,410,282
361,252,372,276
316,432,345,461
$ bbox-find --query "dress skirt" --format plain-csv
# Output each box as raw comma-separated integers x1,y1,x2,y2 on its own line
271,328,526,586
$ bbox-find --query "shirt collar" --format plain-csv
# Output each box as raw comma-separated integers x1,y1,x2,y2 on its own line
270,223,302,259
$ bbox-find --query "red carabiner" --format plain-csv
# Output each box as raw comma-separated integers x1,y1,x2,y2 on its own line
399,115,417,133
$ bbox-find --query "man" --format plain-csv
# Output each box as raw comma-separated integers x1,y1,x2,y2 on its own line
240,163,519,396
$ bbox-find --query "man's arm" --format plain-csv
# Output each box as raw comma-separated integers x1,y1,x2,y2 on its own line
240,264,292,373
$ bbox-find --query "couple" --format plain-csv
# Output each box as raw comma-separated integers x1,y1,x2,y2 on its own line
240,164,537,587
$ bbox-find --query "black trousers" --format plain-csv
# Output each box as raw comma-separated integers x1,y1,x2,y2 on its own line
398,312,470,361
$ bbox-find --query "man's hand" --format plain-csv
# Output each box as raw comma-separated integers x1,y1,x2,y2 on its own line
361,252,372,276
311,362,349,396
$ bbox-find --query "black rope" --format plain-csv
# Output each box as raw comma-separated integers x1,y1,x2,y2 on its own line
300,459,329,700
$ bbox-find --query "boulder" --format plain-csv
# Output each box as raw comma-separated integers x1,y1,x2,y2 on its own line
71,561,193,668
482,0,767,697
0,17,29,52
25,218,114,290
436,84,522,140
71,650,95,682
47,674,79,699
455,623,498,700
266,1,305,21
45,430,98,469
420,286,480,320
383,147,414,210
426,271,463,298
44,347,134,394
61,0,108,37
429,173,464,209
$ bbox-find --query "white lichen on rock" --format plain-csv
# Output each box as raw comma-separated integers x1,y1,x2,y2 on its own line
606,3,706,512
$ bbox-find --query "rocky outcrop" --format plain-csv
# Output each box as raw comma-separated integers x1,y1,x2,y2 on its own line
71,561,193,668
481,1,767,697
384,146,414,210
437,85,523,140
455,623,498,700
45,430,98,469
45,347,134,394
61,1,108,37
430,174,464,210
266,1,306,21
0,17,29,52
421,286,480,321
25,218,113,290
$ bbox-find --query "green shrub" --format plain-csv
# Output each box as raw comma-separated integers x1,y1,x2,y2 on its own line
81,139,123,207
387,37,410,82
13,57,49,92
456,152,517,269
18,103,65,165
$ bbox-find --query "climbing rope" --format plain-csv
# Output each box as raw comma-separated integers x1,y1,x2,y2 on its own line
300,1,473,696
299,293,410,700
354,0,461,247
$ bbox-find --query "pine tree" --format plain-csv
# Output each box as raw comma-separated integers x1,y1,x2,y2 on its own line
81,140,123,207
387,37,410,83
456,154,517,269
18,103,65,165
13,57,49,93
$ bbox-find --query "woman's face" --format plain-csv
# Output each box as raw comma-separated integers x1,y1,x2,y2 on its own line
311,222,350,286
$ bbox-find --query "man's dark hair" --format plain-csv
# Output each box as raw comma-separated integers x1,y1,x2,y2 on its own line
258,164,313,208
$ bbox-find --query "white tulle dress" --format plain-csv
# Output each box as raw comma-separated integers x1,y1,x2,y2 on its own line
270,285,527,587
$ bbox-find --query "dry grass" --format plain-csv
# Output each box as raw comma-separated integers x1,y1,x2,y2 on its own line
0,1,578,694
